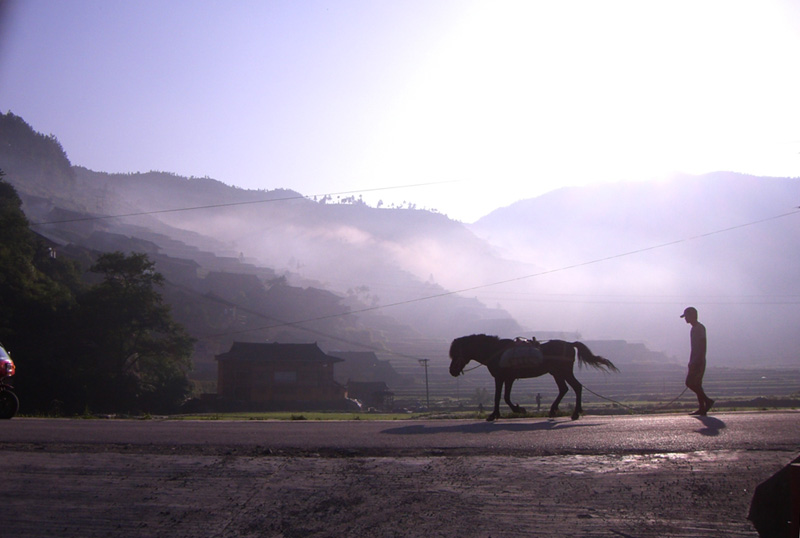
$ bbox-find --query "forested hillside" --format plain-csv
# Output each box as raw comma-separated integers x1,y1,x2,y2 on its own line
0,112,526,413
0,113,522,345
1,173,193,414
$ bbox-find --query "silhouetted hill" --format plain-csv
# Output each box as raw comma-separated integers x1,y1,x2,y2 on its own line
1,112,524,380
0,112,75,197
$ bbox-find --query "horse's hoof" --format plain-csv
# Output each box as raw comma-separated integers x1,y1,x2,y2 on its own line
571,414,580,421
486,414,497,422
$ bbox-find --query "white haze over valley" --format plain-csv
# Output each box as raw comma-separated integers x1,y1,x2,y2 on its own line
119,170,800,368
468,176,800,364
4,131,799,369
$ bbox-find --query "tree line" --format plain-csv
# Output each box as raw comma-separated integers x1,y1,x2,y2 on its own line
0,172,194,415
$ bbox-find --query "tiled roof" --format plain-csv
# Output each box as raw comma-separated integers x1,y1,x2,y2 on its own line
216,341,343,363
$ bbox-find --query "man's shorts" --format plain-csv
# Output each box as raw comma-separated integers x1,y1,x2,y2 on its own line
685,362,706,388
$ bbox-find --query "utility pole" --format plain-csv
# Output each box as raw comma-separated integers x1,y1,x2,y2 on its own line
418,359,430,410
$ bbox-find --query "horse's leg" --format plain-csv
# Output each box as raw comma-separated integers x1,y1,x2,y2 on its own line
503,379,526,415
487,377,503,421
565,372,583,420
549,375,568,418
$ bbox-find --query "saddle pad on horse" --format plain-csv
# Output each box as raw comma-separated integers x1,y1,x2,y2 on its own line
498,344,544,370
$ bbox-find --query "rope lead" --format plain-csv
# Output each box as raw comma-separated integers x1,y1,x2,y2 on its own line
582,385,690,414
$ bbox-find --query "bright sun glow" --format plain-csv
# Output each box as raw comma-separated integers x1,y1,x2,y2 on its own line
2,0,799,222
355,0,800,220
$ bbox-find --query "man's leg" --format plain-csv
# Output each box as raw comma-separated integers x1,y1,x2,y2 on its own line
686,367,709,415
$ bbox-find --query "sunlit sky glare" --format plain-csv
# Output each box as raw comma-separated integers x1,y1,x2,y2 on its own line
1,0,799,222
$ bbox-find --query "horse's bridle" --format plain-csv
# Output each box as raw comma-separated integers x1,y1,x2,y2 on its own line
453,347,484,375
460,362,484,374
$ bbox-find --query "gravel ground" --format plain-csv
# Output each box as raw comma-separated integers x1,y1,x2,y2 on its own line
2,444,791,537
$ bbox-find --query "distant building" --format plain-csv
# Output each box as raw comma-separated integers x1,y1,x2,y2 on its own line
215,342,346,409
345,381,394,411
328,351,405,386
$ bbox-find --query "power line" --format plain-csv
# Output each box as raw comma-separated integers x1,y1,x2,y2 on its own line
448,209,800,295
470,293,800,306
192,208,800,336
142,207,800,367
28,179,459,225
37,191,800,350
165,280,433,363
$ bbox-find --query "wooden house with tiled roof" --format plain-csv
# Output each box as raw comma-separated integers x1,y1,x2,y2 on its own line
345,381,394,411
215,342,345,409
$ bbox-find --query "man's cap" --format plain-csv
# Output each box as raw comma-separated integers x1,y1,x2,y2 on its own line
680,306,697,318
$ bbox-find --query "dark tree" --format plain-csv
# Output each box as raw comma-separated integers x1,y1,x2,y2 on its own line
74,252,194,413
1,175,194,414
0,173,79,413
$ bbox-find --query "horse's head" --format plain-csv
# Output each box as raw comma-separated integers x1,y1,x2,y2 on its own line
449,334,505,376
448,337,470,376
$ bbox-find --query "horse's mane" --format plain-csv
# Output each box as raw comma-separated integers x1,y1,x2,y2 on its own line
450,334,507,358
469,334,496,341
461,334,512,346
464,334,508,344
451,334,515,357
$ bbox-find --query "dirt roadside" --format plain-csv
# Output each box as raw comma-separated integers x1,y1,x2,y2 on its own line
1,443,791,538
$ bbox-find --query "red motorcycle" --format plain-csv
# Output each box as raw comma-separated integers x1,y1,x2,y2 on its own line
0,344,18,419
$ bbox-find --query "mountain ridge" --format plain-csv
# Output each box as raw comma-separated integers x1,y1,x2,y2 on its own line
3,110,799,368
469,173,800,365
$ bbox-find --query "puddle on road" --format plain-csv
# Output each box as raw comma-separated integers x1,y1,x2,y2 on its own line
521,450,742,475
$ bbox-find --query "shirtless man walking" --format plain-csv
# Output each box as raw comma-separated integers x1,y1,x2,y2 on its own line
681,306,714,415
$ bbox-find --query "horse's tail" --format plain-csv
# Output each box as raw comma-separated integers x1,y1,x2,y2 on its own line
572,341,619,373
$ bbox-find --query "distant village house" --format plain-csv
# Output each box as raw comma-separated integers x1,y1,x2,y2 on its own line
345,381,394,411
329,350,407,387
328,351,398,411
215,342,346,410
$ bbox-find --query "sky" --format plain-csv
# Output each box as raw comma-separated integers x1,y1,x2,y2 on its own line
1,0,800,222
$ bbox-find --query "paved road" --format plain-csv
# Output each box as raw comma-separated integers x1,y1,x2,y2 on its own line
2,410,798,455
2,412,798,537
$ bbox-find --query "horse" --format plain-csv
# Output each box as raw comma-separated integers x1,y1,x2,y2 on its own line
449,334,619,421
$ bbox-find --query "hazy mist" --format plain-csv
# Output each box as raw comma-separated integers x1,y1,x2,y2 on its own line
470,173,800,365
76,168,800,366
4,117,797,370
